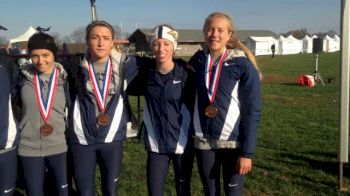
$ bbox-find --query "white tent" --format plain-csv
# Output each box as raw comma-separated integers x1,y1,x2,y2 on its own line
245,36,278,56
9,26,38,46
323,35,340,52
278,35,303,55
302,35,315,53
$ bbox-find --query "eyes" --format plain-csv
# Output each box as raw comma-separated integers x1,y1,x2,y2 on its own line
31,53,51,61
205,27,228,35
89,35,112,41
151,40,173,51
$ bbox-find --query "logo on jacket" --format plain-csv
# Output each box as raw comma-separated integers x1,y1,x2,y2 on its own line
173,80,181,84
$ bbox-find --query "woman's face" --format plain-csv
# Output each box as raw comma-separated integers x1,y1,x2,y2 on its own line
204,16,232,54
151,38,174,64
30,49,55,74
86,26,114,62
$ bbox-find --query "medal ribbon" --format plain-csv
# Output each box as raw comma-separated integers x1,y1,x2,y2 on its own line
88,59,112,113
205,49,228,104
33,67,59,122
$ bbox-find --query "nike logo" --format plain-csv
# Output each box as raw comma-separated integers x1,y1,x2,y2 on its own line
224,62,233,66
228,183,239,187
173,80,181,84
4,187,14,194
61,184,68,189
114,178,119,182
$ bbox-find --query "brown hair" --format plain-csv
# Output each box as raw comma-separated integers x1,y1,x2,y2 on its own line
85,20,115,40
203,12,261,78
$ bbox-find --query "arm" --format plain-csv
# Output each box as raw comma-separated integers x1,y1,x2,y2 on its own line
236,58,261,174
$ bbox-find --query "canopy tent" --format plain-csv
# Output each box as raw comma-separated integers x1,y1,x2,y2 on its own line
245,36,278,56
302,35,316,53
9,26,38,47
278,35,303,55
323,34,340,52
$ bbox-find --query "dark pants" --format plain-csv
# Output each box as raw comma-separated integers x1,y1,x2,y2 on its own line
196,149,244,196
71,141,123,196
20,152,68,196
0,148,17,196
147,148,194,196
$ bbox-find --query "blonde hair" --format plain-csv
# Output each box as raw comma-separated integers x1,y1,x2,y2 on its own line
203,12,261,78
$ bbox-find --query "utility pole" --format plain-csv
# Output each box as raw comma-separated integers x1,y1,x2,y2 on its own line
90,0,98,21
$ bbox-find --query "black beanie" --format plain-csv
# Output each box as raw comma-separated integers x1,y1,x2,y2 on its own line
28,32,58,55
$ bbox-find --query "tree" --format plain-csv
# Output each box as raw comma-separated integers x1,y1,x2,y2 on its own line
284,28,309,39
0,36,7,45
71,26,85,43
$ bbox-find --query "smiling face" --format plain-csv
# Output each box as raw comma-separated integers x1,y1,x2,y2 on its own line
151,38,174,65
30,49,55,74
204,16,232,55
86,25,114,63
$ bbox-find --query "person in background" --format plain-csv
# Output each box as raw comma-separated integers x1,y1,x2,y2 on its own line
0,48,19,196
69,20,142,196
271,43,276,59
128,24,195,196
189,12,261,196
17,32,70,196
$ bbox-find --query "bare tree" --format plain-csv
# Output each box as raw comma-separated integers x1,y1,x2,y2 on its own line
71,27,85,43
0,36,7,45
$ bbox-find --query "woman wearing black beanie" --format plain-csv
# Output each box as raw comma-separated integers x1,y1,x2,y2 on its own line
17,32,71,196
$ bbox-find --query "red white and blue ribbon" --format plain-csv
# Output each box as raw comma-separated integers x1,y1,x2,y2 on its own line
33,67,59,122
205,49,228,104
88,59,112,113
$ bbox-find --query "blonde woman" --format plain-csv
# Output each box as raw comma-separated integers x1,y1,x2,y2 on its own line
189,12,261,196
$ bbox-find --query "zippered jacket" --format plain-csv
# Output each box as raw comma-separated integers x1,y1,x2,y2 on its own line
189,49,260,157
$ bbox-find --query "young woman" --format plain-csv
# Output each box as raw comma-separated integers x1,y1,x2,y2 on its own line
18,32,70,196
128,24,195,196
0,51,19,196
70,20,142,196
189,12,261,196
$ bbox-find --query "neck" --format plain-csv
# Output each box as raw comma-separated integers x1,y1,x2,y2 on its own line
156,61,174,74
91,56,109,65
210,48,226,62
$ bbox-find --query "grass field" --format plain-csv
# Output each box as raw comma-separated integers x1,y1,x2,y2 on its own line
13,52,347,196
121,52,347,196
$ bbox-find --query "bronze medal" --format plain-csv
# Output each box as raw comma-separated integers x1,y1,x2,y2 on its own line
40,123,54,137
97,113,110,126
205,105,218,118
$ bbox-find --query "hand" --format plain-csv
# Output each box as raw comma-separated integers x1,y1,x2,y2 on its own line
236,157,252,175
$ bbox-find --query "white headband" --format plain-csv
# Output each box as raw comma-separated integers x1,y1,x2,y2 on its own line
149,26,178,51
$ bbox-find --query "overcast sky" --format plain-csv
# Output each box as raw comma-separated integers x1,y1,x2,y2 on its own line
0,0,341,40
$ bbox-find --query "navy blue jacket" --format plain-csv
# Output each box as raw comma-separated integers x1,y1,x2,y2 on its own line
70,52,142,145
189,49,260,157
128,58,195,154
0,56,19,151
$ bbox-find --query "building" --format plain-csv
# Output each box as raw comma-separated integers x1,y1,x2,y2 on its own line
128,28,277,56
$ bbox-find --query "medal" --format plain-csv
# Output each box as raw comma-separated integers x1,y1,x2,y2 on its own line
88,59,113,126
40,123,54,137
97,113,110,126
204,49,228,118
34,67,59,136
205,104,218,118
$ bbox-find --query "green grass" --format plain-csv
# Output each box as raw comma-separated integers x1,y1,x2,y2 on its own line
122,52,347,195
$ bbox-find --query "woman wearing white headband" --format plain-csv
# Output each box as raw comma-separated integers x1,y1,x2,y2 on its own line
128,24,195,196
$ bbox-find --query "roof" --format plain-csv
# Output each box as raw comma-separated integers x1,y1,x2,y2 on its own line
10,26,38,44
129,28,277,43
249,36,277,42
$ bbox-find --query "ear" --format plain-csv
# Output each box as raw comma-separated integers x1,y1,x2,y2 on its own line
168,30,178,40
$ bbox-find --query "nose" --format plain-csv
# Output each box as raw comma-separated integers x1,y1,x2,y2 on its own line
37,56,44,64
